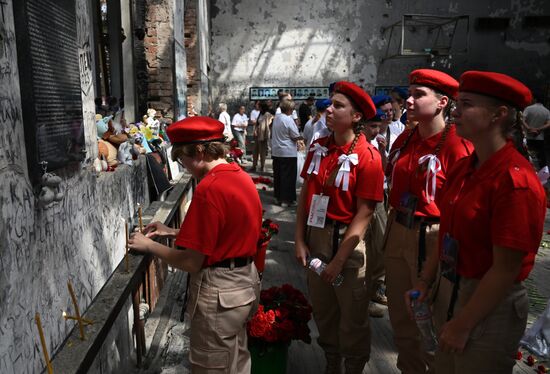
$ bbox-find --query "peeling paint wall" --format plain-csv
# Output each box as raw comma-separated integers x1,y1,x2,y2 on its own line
0,0,148,373
210,0,550,107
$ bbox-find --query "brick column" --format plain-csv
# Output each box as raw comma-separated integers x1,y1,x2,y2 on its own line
184,0,199,116
144,0,175,120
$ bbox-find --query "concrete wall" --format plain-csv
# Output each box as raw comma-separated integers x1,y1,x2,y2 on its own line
209,0,550,109
0,0,148,372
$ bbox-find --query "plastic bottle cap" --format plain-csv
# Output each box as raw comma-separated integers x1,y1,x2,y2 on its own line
410,290,420,299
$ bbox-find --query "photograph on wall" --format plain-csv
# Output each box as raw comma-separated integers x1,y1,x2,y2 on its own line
374,86,409,96
249,86,330,101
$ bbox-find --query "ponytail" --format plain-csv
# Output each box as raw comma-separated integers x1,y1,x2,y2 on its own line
487,97,530,161
444,99,456,124
433,90,455,124
510,109,529,160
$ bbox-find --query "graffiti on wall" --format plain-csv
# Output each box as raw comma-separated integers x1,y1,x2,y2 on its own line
76,0,97,163
0,0,149,373
0,162,148,374
0,0,23,167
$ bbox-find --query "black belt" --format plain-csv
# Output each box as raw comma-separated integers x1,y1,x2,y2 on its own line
325,217,350,227
324,218,348,257
414,215,440,224
209,256,253,268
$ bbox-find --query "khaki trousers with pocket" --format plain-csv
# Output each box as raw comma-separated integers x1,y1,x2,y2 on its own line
186,263,261,374
306,223,371,361
383,210,439,374
365,202,388,298
432,277,528,374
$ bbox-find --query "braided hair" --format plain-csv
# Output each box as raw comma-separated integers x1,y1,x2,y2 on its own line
326,103,365,186
486,96,529,160
508,107,529,160
433,91,456,124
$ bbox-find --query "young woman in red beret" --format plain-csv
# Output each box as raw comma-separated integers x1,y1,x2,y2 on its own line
384,69,473,373
128,116,262,374
408,71,546,373
295,81,385,374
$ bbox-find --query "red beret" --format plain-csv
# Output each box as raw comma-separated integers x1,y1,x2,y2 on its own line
409,69,459,99
333,81,376,119
167,116,225,144
459,71,532,110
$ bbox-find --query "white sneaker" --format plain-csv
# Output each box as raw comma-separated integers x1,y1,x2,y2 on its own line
280,202,289,208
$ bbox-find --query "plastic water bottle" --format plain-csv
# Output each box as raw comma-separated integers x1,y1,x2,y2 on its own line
308,257,344,287
410,290,438,352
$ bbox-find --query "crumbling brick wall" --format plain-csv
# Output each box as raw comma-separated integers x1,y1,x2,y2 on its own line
185,0,199,116
144,0,175,120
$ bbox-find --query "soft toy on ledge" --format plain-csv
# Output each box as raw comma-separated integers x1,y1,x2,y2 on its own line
117,140,134,165
38,172,63,208
92,108,167,172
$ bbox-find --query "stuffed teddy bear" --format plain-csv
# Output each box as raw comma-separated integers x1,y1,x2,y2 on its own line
98,139,118,167
117,140,134,165
38,172,63,208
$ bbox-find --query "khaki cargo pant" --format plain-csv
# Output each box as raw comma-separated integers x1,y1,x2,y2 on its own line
306,223,371,361
383,210,439,374
432,277,528,374
364,202,388,298
186,262,261,374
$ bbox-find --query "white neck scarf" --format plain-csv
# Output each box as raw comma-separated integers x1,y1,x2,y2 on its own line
307,143,328,175
335,153,359,191
418,154,442,204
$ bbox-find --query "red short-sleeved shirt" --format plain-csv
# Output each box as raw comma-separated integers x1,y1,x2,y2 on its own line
438,142,546,281
301,134,384,224
388,126,473,217
175,163,263,267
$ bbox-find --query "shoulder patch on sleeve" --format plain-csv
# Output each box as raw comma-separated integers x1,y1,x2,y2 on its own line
364,145,376,162
507,165,530,189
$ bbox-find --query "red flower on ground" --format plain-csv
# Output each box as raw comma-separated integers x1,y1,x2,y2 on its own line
527,355,537,366
516,351,523,360
251,176,273,185
537,365,549,374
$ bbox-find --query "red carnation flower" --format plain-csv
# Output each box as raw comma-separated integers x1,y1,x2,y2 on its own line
248,283,311,345
516,351,522,360
264,326,279,343
527,355,537,366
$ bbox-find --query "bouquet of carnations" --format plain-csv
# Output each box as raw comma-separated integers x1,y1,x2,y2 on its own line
258,218,279,247
254,218,279,274
247,284,312,346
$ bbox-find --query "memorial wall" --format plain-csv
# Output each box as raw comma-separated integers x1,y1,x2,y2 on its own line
0,0,149,372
